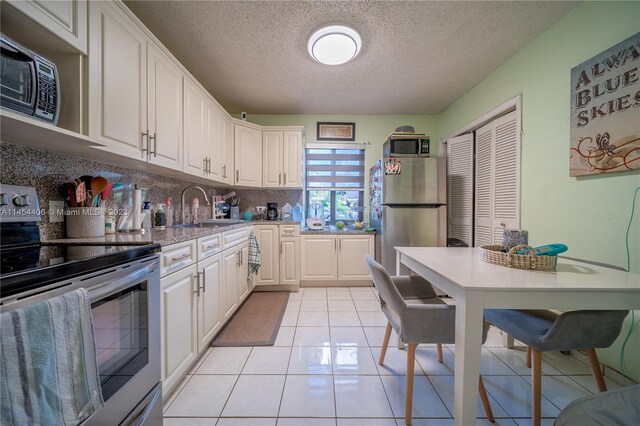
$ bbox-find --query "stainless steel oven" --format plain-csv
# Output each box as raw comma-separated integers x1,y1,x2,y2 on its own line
1,255,162,426
1,184,162,426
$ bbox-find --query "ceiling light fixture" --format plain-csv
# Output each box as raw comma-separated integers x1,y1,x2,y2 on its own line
307,24,362,65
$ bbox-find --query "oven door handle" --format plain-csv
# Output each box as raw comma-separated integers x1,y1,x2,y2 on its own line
88,261,159,302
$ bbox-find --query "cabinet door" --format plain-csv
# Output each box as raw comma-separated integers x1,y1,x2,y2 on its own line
254,225,279,285
301,236,337,280
280,237,300,285
221,249,239,321
221,117,234,185
88,1,147,160
183,78,206,177
262,131,283,187
147,44,183,170
283,131,302,188
206,103,223,181
198,253,222,353
234,125,262,186
337,235,374,280
161,265,197,394
237,242,250,301
7,0,88,53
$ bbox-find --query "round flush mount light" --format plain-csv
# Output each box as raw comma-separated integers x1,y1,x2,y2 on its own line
307,24,362,65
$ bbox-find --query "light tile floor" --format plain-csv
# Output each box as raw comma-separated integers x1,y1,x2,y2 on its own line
163,287,626,426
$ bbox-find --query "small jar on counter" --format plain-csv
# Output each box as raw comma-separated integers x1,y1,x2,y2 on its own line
154,203,166,230
105,214,116,234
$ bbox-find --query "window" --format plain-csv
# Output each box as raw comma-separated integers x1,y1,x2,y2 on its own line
305,144,365,224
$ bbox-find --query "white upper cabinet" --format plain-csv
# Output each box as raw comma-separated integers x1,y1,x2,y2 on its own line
183,78,207,177
234,124,262,187
220,116,235,185
262,129,303,188
283,131,302,187
5,0,88,53
88,0,147,160
262,131,284,187
147,44,183,170
88,1,184,171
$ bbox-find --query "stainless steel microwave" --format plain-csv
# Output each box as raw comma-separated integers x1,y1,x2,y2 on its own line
383,134,430,157
0,33,59,124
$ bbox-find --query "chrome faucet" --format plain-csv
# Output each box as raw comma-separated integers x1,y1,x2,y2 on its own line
181,186,210,224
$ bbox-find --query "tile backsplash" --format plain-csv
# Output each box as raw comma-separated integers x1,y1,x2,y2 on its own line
0,142,302,240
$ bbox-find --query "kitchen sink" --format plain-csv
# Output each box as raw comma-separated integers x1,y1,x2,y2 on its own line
171,219,244,229
171,223,203,228
200,219,245,225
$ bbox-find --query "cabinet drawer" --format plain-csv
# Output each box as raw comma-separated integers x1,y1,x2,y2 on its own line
161,240,197,277
222,227,248,250
279,224,300,237
197,233,222,261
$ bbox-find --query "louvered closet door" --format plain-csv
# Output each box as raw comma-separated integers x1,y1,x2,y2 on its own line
447,134,474,247
475,123,494,246
474,110,520,246
492,111,520,242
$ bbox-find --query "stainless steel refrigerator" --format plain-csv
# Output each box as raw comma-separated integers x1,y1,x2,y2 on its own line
369,157,447,276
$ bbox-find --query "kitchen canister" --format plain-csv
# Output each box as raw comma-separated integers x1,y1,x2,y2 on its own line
65,207,106,238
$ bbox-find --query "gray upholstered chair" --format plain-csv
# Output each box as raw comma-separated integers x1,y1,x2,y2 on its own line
365,255,495,425
554,383,640,426
484,258,630,426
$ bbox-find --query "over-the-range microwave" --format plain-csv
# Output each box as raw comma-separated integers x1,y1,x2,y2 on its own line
0,33,60,124
383,134,430,157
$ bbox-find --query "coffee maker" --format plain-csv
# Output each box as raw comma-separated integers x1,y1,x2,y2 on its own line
266,203,278,220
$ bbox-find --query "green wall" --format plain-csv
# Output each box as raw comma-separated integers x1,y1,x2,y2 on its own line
243,2,640,381
438,1,640,381
244,114,440,215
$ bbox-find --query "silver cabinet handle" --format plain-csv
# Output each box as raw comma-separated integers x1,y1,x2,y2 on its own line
194,271,200,296
236,251,240,266
150,132,157,157
236,169,239,182
240,250,243,266
223,165,227,178
339,239,342,252
203,158,208,175
141,130,149,155
170,253,190,263
205,243,219,250
334,239,337,252
283,172,287,185
279,173,281,186
198,270,206,292
280,241,283,255
207,158,212,174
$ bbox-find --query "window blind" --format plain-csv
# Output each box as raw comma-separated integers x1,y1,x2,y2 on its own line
305,146,365,191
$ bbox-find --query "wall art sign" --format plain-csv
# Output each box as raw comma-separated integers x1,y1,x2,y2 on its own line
569,32,640,177
317,122,356,141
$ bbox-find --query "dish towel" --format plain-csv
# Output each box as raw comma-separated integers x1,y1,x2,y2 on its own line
1,288,104,426
248,230,261,280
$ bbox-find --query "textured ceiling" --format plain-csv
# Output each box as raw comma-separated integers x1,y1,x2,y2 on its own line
124,1,578,115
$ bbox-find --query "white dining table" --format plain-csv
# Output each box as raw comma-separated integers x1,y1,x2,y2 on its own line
395,247,640,426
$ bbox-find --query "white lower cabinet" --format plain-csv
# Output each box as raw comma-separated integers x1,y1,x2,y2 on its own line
280,237,300,285
221,247,239,321
255,225,300,286
337,235,375,280
301,235,338,281
237,242,251,301
197,253,222,353
161,264,197,394
301,234,374,282
161,229,253,398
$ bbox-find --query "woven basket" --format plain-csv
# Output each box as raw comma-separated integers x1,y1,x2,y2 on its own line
479,244,557,271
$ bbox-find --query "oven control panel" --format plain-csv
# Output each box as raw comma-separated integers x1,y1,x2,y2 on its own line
0,184,41,223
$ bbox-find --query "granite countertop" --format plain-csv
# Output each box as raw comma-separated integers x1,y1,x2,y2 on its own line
44,220,303,247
